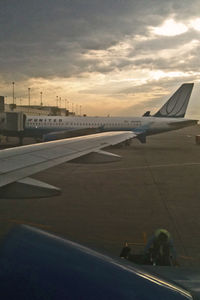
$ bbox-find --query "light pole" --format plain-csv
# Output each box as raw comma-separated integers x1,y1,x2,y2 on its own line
56,96,58,107
28,88,31,106
80,105,82,116
40,92,43,106
12,82,15,104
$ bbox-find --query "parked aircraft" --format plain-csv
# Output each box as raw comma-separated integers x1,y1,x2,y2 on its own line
24,83,197,143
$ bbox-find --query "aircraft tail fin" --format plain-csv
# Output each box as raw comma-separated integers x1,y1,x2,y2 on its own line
154,83,194,118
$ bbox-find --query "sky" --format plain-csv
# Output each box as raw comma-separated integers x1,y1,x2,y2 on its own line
0,0,200,118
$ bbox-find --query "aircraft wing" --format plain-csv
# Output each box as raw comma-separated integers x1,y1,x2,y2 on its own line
0,131,135,199
43,127,101,141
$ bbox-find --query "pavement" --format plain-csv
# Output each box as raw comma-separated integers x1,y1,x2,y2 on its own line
1,125,200,268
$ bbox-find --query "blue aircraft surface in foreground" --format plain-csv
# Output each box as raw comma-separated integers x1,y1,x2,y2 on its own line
0,225,194,299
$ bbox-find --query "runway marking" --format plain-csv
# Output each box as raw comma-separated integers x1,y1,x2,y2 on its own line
179,255,195,261
142,154,192,260
127,242,145,246
75,162,200,173
143,232,147,244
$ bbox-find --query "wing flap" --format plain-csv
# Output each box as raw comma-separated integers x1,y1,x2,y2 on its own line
71,150,121,164
0,177,60,199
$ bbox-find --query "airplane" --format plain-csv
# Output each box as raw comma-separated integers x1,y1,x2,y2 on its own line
23,83,198,143
0,131,197,298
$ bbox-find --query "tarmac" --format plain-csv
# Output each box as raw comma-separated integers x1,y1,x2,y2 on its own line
1,125,200,268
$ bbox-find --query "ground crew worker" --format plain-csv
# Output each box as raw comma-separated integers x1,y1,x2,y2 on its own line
144,229,178,266
120,241,131,259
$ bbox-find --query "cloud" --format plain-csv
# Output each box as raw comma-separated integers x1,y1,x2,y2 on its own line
0,0,200,116
190,18,200,31
149,18,188,36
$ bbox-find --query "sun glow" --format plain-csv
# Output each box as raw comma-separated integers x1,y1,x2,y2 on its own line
190,18,200,31
150,18,188,36
150,70,189,81
4,18,200,117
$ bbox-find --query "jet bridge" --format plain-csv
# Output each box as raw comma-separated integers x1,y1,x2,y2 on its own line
0,111,26,143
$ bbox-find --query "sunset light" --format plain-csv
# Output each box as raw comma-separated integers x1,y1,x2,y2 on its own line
0,2,199,118
150,18,188,36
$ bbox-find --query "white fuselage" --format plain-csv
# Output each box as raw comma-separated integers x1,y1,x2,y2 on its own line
25,115,197,138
